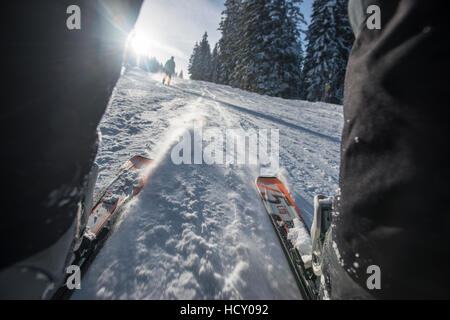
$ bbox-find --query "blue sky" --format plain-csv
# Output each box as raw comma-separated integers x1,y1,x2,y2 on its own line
132,0,314,75
301,0,314,24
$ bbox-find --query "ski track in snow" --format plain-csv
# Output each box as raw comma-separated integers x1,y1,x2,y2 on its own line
72,69,343,300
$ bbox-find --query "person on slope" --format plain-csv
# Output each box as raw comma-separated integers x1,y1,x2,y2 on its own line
312,0,449,299
162,56,176,85
0,0,143,299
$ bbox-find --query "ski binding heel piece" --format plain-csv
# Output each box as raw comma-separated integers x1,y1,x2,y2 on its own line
311,195,333,277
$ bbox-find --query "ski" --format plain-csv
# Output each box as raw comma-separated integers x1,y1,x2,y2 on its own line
53,155,153,299
255,176,319,300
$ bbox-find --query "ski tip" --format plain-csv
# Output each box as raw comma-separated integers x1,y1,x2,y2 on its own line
256,175,278,182
131,154,152,162
129,155,153,169
256,176,281,185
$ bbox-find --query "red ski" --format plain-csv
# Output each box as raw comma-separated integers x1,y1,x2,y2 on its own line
256,176,318,299
53,155,153,299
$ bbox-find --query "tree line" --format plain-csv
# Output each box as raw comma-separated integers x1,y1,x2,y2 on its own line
188,0,353,104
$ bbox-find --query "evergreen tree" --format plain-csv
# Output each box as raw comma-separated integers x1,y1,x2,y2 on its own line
287,0,306,66
147,57,163,73
217,0,242,85
188,42,201,80
188,33,213,81
198,32,213,81
211,43,220,83
328,0,353,103
231,0,305,98
302,0,354,104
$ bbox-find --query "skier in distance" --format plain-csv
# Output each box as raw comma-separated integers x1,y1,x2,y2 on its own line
162,56,176,85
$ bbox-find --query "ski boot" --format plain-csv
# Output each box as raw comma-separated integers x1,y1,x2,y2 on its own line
311,195,333,277
0,164,99,299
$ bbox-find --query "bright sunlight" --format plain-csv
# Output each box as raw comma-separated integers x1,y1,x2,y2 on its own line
129,31,151,55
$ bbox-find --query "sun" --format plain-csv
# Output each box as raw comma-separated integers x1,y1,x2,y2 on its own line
129,31,150,55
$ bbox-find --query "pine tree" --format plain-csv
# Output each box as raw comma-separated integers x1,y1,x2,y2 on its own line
198,32,213,81
287,0,306,66
231,0,305,98
211,43,220,83
302,0,354,104
217,0,242,85
328,0,353,103
188,42,201,80
147,57,163,73
188,33,213,81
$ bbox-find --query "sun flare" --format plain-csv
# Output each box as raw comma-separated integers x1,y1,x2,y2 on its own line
129,31,151,55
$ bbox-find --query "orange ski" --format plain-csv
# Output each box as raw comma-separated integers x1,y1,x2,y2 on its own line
256,176,318,299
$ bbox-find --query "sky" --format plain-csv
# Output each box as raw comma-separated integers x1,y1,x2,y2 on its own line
132,0,314,76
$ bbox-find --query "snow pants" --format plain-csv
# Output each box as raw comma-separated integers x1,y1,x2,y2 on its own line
0,1,142,298
163,73,173,85
326,0,450,299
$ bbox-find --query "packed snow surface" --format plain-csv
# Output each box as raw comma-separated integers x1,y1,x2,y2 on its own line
72,69,343,299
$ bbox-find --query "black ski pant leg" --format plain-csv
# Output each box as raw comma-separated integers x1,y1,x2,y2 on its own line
329,0,450,299
0,1,142,297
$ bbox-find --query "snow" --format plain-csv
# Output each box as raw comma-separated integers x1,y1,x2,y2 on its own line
71,69,343,300
287,219,312,268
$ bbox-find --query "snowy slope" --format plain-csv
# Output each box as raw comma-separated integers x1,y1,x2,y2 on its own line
72,69,343,299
